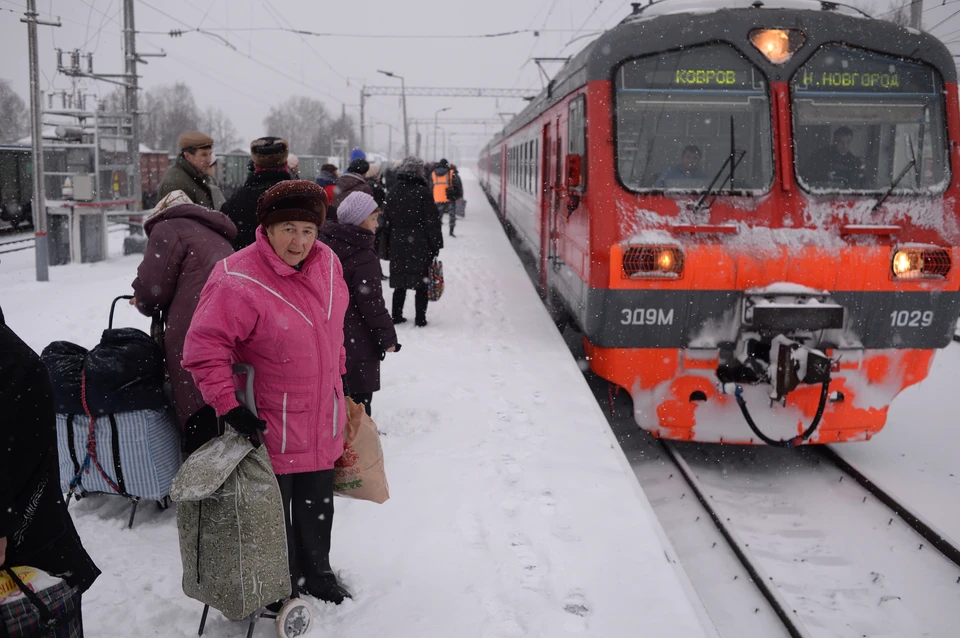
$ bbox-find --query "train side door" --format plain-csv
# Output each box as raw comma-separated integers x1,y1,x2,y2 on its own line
539,123,552,292
499,144,508,219
551,115,563,272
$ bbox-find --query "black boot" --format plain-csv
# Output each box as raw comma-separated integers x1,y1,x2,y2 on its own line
392,288,407,324
414,287,428,327
307,572,352,605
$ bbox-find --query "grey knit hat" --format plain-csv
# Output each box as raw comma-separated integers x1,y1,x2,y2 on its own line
398,156,424,176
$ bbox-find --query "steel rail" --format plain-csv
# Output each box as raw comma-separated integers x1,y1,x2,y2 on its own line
818,446,960,568
659,441,813,638
0,225,130,256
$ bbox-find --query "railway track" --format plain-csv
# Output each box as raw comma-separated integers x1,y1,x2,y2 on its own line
496,181,960,637
658,440,960,638
0,225,131,256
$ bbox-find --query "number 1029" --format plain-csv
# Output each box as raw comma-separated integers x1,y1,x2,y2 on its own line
890,310,933,328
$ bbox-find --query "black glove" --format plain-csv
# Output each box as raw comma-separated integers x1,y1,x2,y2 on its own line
379,343,402,361
341,375,351,398
223,406,267,446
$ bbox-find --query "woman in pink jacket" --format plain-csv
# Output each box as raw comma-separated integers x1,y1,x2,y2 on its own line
182,180,352,605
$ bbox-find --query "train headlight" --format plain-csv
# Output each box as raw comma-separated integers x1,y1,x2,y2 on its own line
891,247,951,279
750,29,805,65
622,245,684,279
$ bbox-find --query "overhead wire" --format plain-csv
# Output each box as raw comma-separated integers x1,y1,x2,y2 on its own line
137,0,347,106
133,26,585,39
513,0,560,88
258,0,347,83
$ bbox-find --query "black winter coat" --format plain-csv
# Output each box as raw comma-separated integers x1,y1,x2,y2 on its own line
384,172,443,289
319,223,397,394
0,313,100,593
222,168,292,249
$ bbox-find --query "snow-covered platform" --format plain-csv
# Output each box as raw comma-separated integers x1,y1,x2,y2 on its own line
1,172,714,637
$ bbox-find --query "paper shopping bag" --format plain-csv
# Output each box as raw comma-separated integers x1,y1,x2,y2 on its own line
334,398,390,504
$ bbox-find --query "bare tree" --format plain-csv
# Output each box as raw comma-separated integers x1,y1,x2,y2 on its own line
200,106,240,152
263,96,331,155
0,79,29,144
318,112,359,155
139,83,201,154
96,86,127,115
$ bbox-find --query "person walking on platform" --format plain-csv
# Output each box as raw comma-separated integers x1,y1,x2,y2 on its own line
130,189,237,455
183,180,352,606
319,191,398,416
222,137,293,250
0,305,101,630
316,163,339,205
384,157,443,327
158,131,216,208
431,159,463,237
328,157,374,225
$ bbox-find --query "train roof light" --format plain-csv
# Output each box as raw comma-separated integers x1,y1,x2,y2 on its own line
750,29,804,64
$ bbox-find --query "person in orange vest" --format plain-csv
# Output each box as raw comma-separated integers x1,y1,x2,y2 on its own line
431,159,463,237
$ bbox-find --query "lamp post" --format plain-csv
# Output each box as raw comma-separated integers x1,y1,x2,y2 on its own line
437,126,447,159
433,107,451,160
377,69,409,156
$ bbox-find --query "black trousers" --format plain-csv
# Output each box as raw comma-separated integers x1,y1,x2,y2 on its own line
348,392,373,416
276,469,335,598
392,286,428,321
183,405,219,456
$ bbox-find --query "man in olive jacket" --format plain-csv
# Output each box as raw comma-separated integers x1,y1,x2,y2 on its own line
158,131,217,209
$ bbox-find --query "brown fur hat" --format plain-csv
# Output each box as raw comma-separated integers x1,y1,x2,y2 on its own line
250,136,289,168
257,180,328,228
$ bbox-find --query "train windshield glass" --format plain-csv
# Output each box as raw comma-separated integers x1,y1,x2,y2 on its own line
792,45,948,194
615,44,773,193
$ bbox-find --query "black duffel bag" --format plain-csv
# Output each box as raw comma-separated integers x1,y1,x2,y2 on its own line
42,296,168,415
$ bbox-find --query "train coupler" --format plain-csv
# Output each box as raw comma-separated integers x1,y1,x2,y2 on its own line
770,335,832,401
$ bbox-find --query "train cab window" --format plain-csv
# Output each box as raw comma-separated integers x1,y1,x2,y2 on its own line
615,44,773,193
792,45,948,194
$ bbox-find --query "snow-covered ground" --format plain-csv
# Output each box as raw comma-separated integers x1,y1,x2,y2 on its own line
1,173,714,637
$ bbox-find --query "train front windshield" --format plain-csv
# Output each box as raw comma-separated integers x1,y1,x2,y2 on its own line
615,44,774,193
792,45,949,194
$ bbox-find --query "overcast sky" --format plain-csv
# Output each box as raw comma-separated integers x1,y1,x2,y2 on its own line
2,0,959,159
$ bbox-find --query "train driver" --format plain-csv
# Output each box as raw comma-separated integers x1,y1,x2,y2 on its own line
801,126,866,188
655,145,707,187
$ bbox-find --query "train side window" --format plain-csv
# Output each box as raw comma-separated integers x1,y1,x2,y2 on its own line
568,95,586,156
614,44,773,194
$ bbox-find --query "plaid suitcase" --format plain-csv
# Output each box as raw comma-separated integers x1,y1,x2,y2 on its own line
0,569,83,638
56,409,181,503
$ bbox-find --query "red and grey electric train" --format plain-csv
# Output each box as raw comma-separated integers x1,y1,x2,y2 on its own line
479,0,960,445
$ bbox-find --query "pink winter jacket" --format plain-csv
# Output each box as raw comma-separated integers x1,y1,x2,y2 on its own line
182,229,349,474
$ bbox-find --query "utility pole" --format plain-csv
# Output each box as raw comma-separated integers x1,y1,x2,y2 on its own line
359,87,366,151
123,0,141,211
22,0,60,282
910,0,922,30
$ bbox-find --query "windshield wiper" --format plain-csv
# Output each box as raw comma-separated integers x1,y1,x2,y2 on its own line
694,116,747,213
872,136,917,213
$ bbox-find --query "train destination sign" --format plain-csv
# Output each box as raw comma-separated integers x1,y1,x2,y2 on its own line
620,44,765,92
794,45,937,94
